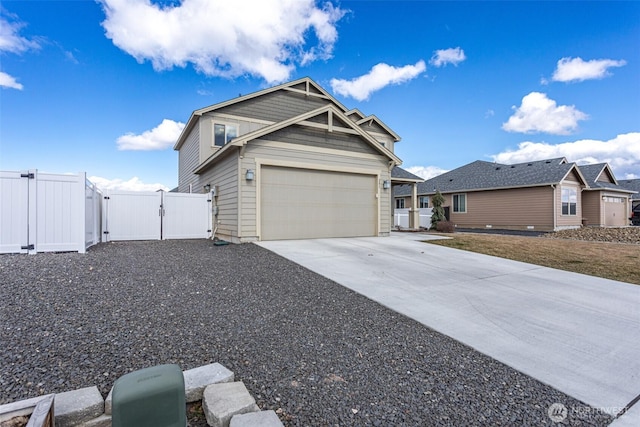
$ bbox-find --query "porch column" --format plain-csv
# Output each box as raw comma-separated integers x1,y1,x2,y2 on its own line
409,182,420,229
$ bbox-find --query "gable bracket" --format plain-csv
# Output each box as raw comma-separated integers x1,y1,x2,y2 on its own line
328,110,333,133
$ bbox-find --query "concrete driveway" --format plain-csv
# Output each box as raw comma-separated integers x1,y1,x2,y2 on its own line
258,232,640,424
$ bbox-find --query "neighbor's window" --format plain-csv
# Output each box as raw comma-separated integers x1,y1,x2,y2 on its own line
214,123,238,147
453,194,466,213
561,187,577,215
395,198,405,209
419,196,429,208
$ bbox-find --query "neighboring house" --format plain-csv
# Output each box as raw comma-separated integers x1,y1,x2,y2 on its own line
577,164,636,227
394,157,636,231
618,178,640,209
174,77,422,243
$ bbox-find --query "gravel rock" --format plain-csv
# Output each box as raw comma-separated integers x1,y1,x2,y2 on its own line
0,240,613,426
545,226,640,244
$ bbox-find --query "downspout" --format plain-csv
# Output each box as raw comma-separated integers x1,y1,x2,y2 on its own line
551,184,557,231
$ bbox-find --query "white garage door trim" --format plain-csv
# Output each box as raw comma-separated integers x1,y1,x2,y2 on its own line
255,160,381,241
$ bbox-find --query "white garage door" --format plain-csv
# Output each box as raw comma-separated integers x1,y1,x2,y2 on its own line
261,166,377,240
604,196,627,227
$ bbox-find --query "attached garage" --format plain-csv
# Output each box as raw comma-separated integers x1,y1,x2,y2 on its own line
260,166,378,240
174,78,411,243
603,196,627,227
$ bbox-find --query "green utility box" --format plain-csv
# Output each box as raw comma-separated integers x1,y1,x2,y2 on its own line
112,364,186,427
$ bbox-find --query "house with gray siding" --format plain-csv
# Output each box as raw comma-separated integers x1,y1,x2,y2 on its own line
394,157,635,231
174,77,422,242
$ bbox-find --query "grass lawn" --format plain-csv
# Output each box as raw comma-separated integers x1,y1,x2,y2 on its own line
425,233,640,285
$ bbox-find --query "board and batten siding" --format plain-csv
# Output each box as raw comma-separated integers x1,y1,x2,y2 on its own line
446,186,555,231
178,124,200,193
197,150,239,241
239,138,391,241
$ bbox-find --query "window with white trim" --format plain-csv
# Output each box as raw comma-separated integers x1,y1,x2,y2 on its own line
453,193,466,213
561,187,577,215
214,123,238,147
395,198,405,209
419,196,429,208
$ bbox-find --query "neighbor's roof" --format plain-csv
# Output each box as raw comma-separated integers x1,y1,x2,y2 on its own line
394,157,587,196
618,178,640,200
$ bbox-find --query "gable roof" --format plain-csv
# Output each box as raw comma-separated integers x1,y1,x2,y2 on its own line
356,115,401,142
394,157,588,197
578,163,616,184
194,104,402,174
175,77,402,151
578,163,637,195
174,77,348,150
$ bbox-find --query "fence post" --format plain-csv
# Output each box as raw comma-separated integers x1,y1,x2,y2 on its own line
77,172,87,253
27,169,38,255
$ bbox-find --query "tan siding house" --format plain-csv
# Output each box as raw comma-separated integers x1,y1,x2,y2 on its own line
393,157,634,232
174,78,420,242
444,186,555,230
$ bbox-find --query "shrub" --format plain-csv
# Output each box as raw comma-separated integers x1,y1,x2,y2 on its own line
430,190,446,229
436,221,455,233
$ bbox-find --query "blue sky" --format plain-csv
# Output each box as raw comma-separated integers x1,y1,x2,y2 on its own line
1,0,638,191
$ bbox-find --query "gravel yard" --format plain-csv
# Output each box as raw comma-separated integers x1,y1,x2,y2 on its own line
0,240,612,426
545,226,640,244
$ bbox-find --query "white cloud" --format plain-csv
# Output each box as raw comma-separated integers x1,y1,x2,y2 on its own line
330,60,426,101
552,57,626,83
0,71,23,90
491,132,640,179
502,92,588,135
0,12,40,54
0,10,40,91
117,119,185,151
406,165,449,180
429,47,466,67
89,176,170,192
99,0,345,84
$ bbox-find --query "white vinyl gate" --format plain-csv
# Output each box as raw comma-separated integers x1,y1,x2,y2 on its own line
393,208,433,228
101,190,211,241
0,170,102,254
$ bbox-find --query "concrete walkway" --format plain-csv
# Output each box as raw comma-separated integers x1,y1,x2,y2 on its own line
258,232,640,424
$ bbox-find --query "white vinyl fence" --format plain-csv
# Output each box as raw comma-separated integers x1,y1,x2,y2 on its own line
101,190,211,242
394,208,433,229
0,170,101,254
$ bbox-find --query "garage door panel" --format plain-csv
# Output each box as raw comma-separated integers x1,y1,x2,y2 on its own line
261,166,377,240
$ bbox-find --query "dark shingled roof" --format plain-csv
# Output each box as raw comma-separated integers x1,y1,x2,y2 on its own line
394,157,580,197
578,163,637,195
391,166,423,182
618,178,640,201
